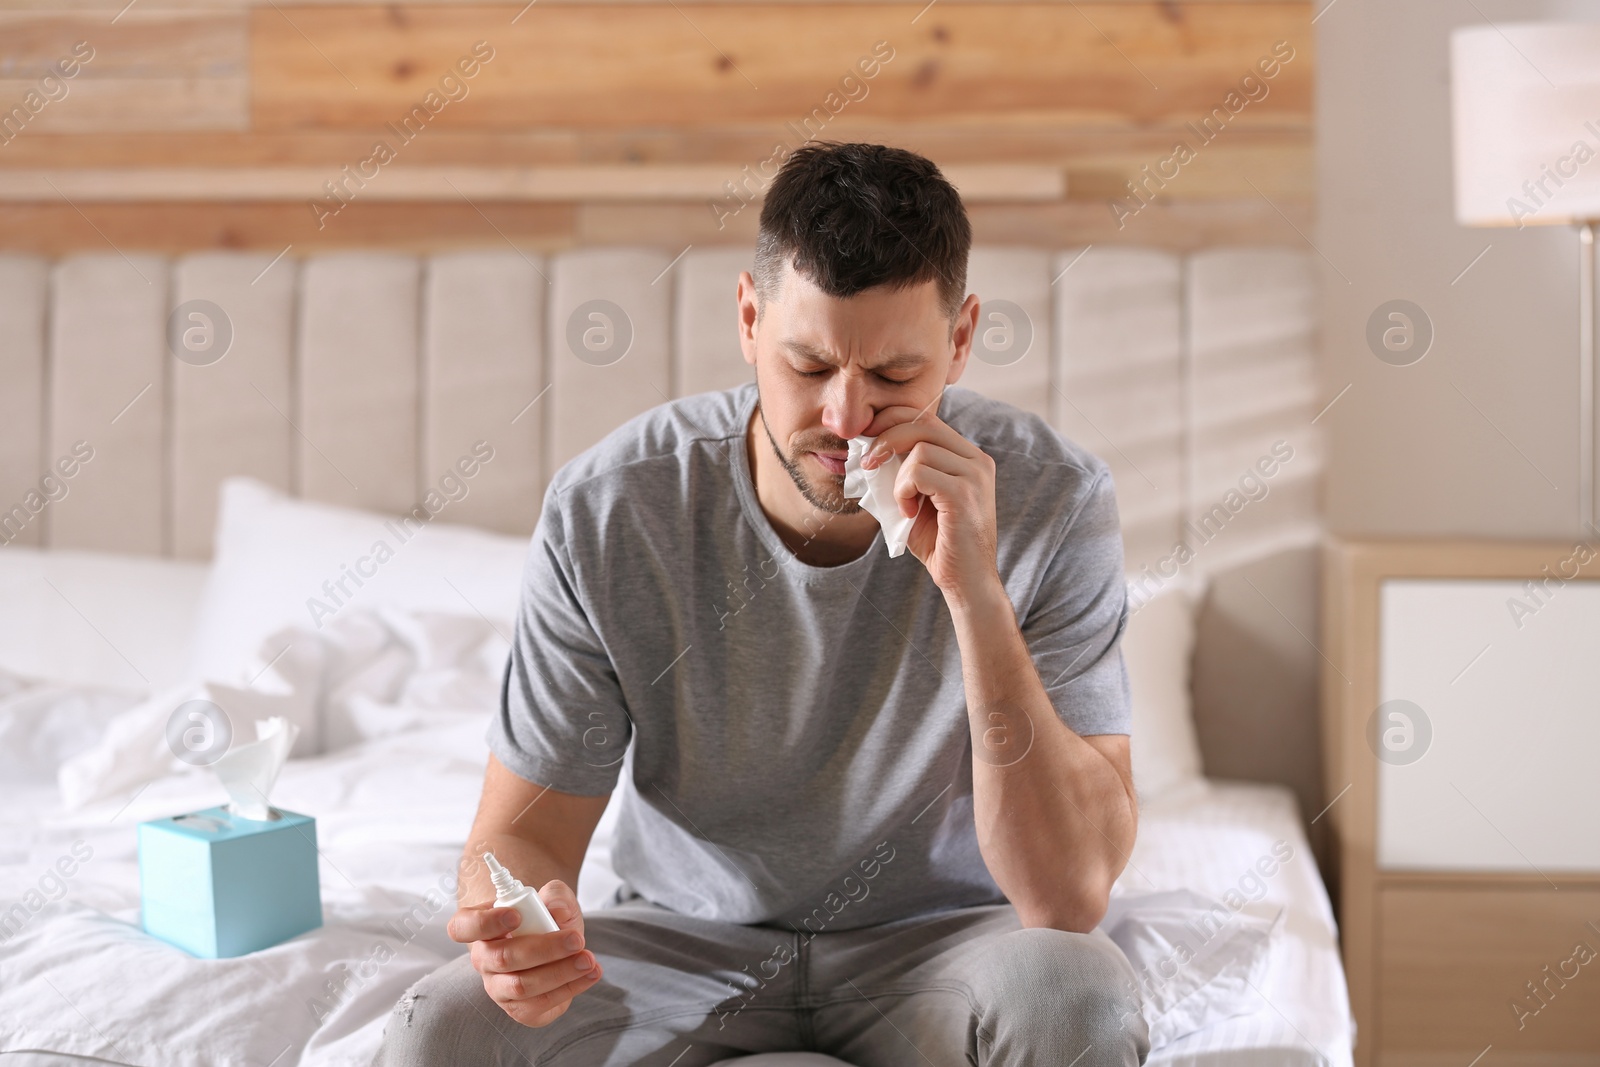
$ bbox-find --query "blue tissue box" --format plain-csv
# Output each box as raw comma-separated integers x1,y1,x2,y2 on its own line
137,805,323,958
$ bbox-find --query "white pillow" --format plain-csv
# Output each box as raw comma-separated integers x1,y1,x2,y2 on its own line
0,546,209,692
1122,582,1204,805
186,478,531,684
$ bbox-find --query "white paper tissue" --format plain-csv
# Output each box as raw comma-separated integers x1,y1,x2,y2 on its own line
212,716,299,821
842,435,918,558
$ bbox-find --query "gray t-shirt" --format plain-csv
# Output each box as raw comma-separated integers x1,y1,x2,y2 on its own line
487,380,1130,932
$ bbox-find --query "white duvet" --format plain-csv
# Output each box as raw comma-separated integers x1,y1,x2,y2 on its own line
0,609,1350,1067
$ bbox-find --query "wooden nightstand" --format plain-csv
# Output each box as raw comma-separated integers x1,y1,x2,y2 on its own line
1323,540,1600,1067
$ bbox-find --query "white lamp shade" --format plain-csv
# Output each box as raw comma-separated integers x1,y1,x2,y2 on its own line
1452,23,1600,227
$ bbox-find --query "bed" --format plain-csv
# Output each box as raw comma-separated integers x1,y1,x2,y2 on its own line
0,245,1349,1065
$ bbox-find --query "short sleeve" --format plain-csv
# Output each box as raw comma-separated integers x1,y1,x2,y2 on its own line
486,490,633,795
1021,468,1132,736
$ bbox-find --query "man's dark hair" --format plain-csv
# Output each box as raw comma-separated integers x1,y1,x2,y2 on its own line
753,142,971,323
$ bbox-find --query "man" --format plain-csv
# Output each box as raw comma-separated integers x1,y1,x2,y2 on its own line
374,142,1148,1066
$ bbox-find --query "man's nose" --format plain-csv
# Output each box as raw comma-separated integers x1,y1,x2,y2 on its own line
820,374,875,442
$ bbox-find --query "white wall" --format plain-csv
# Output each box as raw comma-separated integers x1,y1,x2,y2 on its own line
1318,0,1600,539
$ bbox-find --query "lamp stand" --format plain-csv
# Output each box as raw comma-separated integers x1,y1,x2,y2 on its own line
1584,221,1597,535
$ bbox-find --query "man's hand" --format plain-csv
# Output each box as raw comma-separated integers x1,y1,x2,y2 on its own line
861,402,1000,607
447,879,603,1027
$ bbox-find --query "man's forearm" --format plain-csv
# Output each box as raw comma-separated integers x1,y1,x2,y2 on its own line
458,824,580,910
949,578,1137,932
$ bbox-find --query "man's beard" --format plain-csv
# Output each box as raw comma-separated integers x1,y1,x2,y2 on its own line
756,398,862,516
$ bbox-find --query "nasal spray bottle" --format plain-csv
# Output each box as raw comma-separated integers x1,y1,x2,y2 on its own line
482,852,560,935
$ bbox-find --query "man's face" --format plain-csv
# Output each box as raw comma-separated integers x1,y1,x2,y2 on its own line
737,261,979,513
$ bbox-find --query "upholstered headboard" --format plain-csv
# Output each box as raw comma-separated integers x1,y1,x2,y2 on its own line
0,246,1317,560
0,245,1326,851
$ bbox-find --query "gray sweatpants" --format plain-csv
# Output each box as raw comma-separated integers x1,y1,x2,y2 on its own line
371,892,1150,1067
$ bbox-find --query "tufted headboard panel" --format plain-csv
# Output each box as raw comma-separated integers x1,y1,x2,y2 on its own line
0,245,1319,566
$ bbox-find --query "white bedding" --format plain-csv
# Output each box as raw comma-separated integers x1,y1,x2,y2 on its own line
1,766,1349,1062
1132,785,1353,1066
0,606,1351,1067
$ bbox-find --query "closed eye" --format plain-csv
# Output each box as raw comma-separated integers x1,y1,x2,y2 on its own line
797,366,912,384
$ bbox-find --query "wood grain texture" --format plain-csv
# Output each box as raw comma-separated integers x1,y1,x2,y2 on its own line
968,198,1313,247
0,13,247,132
0,128,1309,206
0,2,1313,252
16,0,1302,9
1378,886,1600,1055
0,12,244,76
249,4,1311,129
0,196,1311,254
0,202,577,254
0,155,1302,200
0,80,247,132
0,163,1063,200
0,125,1309,167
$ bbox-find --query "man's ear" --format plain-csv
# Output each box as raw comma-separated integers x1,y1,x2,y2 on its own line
736,271,761,367
946,293,980,386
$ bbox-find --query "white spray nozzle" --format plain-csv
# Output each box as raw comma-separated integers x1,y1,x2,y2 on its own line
484,851,521,895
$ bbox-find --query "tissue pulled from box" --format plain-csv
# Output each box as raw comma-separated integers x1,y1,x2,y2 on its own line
842,435,917,558
212,716,298,821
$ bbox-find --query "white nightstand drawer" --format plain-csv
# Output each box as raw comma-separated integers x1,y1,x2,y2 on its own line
1377,579,1600,871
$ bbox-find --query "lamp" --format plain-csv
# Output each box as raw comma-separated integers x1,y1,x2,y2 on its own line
1451,22,1600,531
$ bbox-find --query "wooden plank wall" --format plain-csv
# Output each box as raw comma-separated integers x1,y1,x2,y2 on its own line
0,1,1312,254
